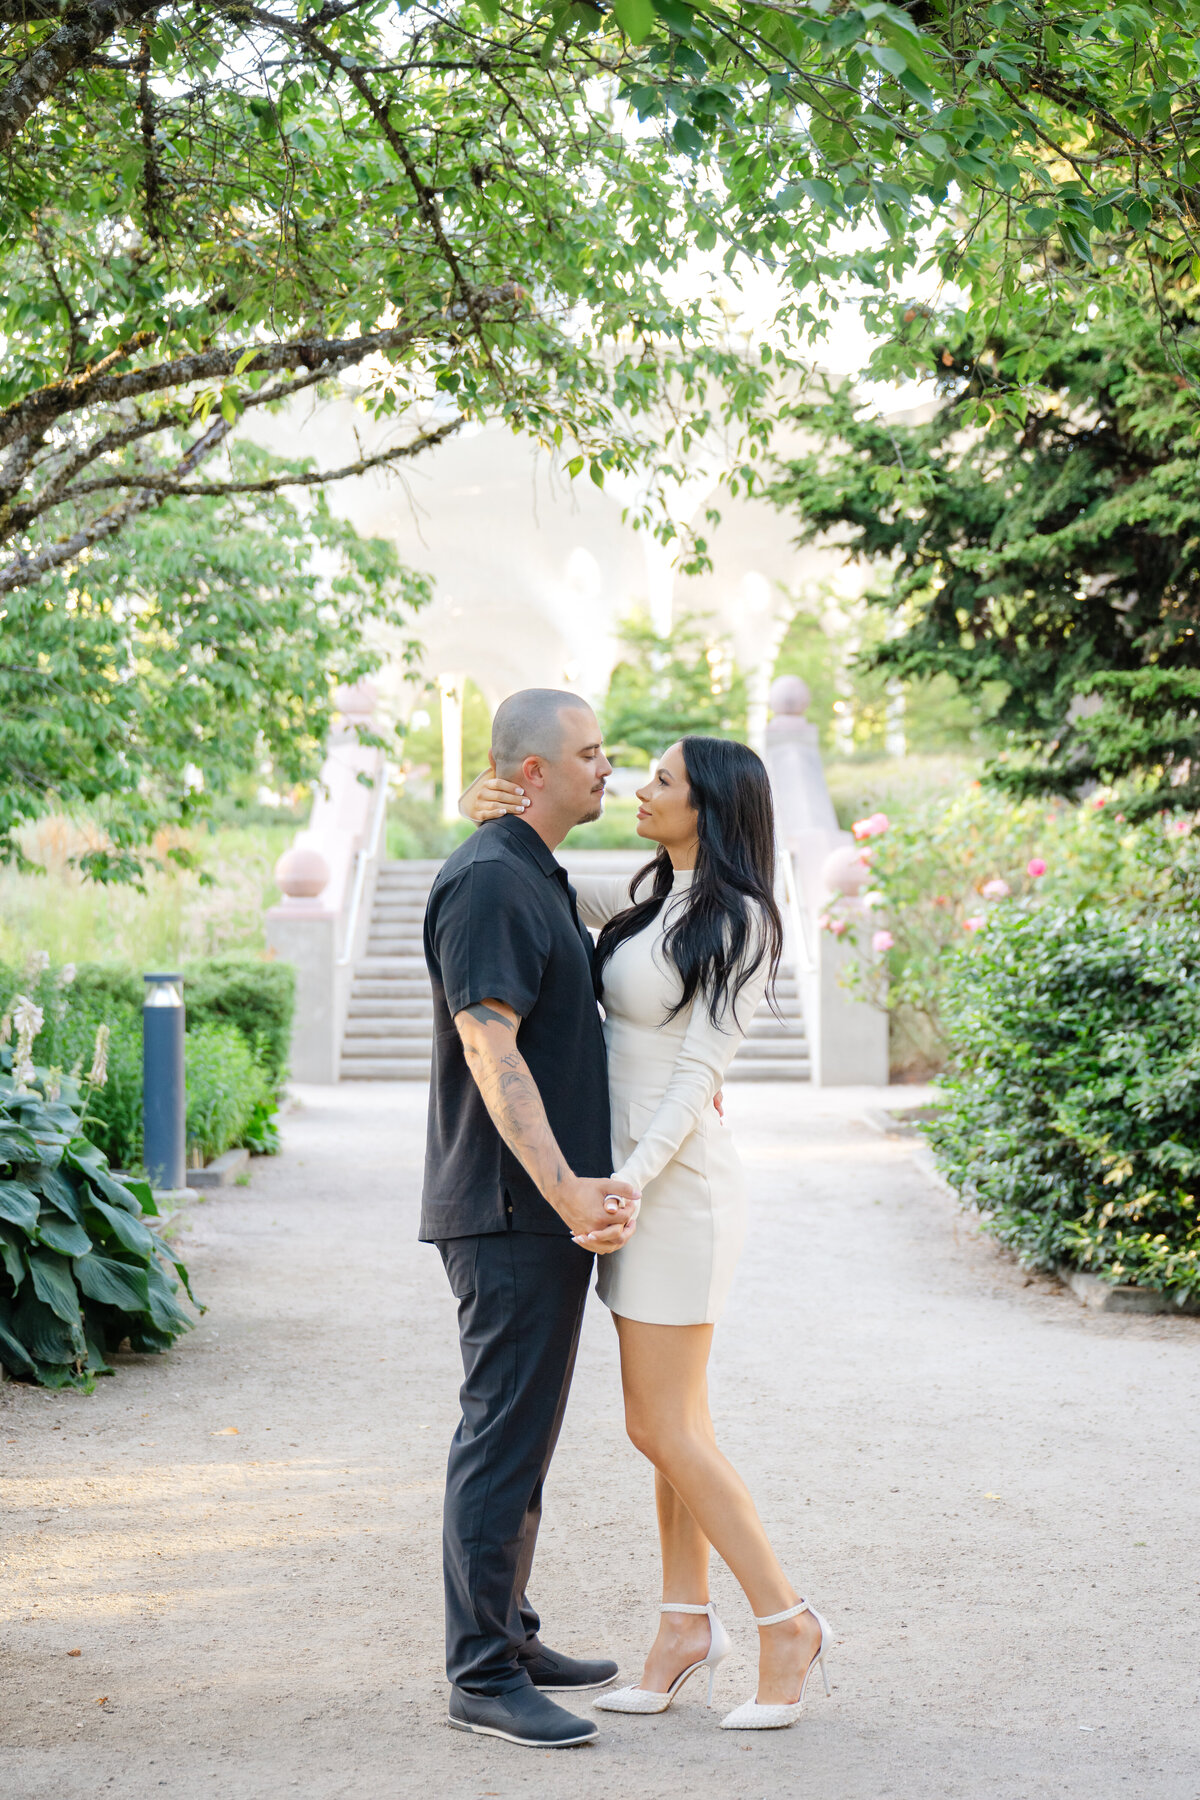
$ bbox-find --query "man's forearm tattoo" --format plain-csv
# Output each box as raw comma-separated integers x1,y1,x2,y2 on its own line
461,1002,516,1031
461,1035,567,1196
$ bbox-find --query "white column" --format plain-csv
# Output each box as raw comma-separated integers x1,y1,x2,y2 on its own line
439,673,464,821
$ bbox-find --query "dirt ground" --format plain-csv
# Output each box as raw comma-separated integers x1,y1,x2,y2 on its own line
2,1081,1198,1800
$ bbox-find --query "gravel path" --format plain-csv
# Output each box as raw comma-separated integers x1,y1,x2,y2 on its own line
2,1082,1198,1800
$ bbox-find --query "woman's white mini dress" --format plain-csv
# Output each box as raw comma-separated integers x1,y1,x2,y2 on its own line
573,868,770,1327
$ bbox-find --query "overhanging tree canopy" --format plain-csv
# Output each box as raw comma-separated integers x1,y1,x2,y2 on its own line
3,0,1199,602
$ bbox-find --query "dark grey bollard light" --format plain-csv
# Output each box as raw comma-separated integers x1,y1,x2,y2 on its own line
143,973,185,1192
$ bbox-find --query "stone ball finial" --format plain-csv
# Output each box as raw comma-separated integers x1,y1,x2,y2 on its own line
769,674,811,717
821,843,872,899
274,846,331,899
333,679,378,721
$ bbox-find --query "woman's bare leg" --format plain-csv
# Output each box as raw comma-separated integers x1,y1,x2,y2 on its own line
638,1468,713,1690
616,1315,820,1706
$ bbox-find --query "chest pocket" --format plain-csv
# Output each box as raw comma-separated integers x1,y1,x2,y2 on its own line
628,1095,708,1178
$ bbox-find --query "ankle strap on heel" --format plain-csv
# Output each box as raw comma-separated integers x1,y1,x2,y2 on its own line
754,1600,810,1626
660,1601,713,1615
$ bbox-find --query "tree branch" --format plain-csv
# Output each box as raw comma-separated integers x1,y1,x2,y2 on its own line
0,0,163,152
52,415,464,501
0,415,230,594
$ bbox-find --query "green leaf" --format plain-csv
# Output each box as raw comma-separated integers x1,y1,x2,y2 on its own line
35,1213,92,1258
869,43,908,76
0,1300,36,1376
0,1128,38,1165
0,1180,40,1232
612,0,656,42
31,1165,85,1221
0,1221,27,1287
74,1253,151,1313
145,1259,192,1333
86,1194,154,1257
13,1288,83,1364
28,1248,82,1325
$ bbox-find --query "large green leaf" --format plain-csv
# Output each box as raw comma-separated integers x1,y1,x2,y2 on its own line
30,1165,84,1222
0,1180,40,1232
0,1128,39,1166
145,1259,192,1334
35,1212,92,1258
0,1221,26,1287
12,1288,83,1364
73,1253,151,1314
86,1194,153,1257
28,1247,83,1325
0,1300,36,1376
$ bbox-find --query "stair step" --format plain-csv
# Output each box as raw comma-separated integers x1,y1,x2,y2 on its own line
341,1057,432,1080
346,996,433,1018
343,1019,433,1041
724,1060,811,1080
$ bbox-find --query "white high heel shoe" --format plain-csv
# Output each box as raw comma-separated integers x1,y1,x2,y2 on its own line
718,1599,831,1730
594,1602,731,1714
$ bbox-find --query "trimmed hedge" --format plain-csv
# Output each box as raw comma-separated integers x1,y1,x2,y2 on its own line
928,903,1200,1304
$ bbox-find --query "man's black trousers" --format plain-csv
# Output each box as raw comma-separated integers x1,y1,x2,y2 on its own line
436,1230,594,1695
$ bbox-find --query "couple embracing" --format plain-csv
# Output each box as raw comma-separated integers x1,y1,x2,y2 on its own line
420,688,831,1749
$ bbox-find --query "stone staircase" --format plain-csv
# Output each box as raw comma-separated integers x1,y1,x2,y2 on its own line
339,853,810,1081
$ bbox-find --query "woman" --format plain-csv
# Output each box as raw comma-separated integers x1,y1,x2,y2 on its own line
460,736,830,1730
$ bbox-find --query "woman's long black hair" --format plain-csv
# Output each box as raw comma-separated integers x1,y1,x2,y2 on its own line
593,736,784,1027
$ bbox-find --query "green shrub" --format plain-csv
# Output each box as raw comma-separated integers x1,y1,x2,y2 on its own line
184,1022,275,1163
0,961,285,1170
0,1063,200,1390
181,957,295,1082
927,904,1200,1303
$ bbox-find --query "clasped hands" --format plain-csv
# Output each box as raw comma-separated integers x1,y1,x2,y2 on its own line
556,1174,639,1255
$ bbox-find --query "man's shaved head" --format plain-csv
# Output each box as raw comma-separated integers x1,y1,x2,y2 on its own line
491,688,594,780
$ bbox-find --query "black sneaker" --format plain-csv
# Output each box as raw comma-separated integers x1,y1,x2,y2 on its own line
447,1684,598,1748
520,1646,619,1692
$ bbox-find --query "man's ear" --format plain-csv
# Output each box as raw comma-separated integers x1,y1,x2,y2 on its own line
521,754,547,789
487,747,497,774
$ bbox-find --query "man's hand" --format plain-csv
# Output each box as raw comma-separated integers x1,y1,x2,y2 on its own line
557,1175,638,1255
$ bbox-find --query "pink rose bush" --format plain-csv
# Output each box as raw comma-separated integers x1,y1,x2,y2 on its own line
851,812,890,842
872,929,895,953
1026,857,1047,878
981,878,1010,900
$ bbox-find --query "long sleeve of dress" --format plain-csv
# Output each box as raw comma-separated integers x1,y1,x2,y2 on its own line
611,932,772,1195
572,873,636,932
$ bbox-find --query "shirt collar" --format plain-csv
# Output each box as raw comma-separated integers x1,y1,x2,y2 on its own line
493,812,564,879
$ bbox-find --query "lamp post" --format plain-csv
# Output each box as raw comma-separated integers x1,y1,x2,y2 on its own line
143,974,185,1191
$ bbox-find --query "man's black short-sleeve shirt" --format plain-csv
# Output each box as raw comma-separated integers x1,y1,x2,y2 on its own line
419,815,612,1240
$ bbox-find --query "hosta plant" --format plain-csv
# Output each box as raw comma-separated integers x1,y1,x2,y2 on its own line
0,1061,200,1390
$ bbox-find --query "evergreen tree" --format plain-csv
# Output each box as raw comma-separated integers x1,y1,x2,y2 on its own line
768,293,1200,814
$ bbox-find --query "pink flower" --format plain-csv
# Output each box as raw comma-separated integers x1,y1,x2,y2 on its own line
819,913,849,937
851,811,890,841
1093,796,1106,809
872,929,895,952
964,915,987,933
862,889,886,910
931,894,949,907
1026,857,1047,878
981,878,1010,900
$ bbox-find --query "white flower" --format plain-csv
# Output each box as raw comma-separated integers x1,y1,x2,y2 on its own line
87,1022,110,1088
0,1005,11,1046
11,993,45,1092
59,963,77,986
24,950,50,981
43,1067,63,1103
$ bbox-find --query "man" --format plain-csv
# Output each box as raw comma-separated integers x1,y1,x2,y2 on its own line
421,688,639,1749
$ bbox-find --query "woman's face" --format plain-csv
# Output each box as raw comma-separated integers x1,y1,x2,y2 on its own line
635,742,699,854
